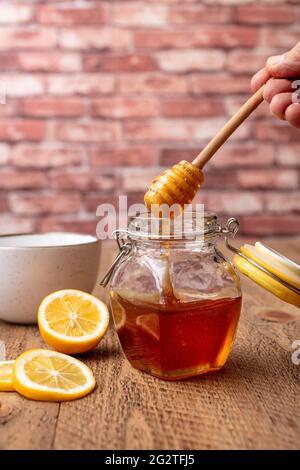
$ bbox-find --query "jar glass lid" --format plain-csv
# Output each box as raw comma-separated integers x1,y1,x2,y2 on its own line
127,211,219,241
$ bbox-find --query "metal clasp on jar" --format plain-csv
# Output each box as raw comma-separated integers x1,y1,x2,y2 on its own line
99,229,132,288
219,217,240,253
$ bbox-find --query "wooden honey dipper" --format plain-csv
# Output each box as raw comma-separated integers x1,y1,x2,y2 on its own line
144,86,264,211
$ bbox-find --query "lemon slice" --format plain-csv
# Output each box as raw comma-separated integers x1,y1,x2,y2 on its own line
13,349,95,401
38,290,110,354
136,314,160,341
0,361,15,391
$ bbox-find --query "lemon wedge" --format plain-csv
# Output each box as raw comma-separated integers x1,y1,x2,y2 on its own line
38,289,109,354
0,361,15,391
13,349,95,401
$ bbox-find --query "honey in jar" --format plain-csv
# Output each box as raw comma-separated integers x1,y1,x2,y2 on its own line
108,212,242,380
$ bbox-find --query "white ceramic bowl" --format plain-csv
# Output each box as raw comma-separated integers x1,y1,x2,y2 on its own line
0,232,101,324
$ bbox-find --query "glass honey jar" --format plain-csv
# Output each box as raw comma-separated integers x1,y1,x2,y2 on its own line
102,211,243,380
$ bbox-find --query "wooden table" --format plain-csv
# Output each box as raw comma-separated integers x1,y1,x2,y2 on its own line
0,239,299,450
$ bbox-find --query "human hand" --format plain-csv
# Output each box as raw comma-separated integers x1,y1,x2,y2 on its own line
251,42,300,128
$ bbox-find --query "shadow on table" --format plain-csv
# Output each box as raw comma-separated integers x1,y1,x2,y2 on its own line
184,346,287,386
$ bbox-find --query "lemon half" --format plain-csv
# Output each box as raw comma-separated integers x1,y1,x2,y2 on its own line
38,289,110,354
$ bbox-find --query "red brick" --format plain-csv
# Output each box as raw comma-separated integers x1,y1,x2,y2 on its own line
0,74,44,97
47,74,114,96
0,101,21,117
237,169,298,189
0,214,34,235
90,146,157,167
49,171,115,192
59,28,129,50
23,98,85,118
210,144,275,168
225,96,270,118
204,170,237,189
162,99,224,117
0,3,33,24
9,193,81,215
0,27,57,50
124,118,224,141
157,49,225,72
112,3,167,26
265,192,300,213
92,98,159,118
160,148,198,166
204,0,260,4
83,54,158,72
260,29,299,48
0,170,46,189
190,74,252,94
49,172,90,191
52,121,121,143
85,194,119,213
90,173,116,192
37,3,108,25
169,6,230,24
134,27,257,49
0,120,45,141
241,215,300,236
126,192,147,207
0,194,6,213
256,121,300,142
38,216,98,235
19,52,81,72
237,6,296,24
119,73,188,94
0,144,10,165
122,169,162,192
123,117,249,142
12,145,85,168
196,191,263,214
277,145,300,167
228,50,270,73
0,53,20,70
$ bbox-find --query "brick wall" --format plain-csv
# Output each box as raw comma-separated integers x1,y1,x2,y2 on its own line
0,0,299,238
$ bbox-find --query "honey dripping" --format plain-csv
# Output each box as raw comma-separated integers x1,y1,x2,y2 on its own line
159,217,178,305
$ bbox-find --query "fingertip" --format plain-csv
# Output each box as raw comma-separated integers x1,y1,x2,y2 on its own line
263,78,293,103
285,103,300,128
269,93,292,120
251,67,270,92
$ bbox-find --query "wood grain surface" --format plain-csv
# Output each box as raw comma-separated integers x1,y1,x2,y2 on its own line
0,239,299,450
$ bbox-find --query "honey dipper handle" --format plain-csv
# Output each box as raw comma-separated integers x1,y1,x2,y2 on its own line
192,86,264,169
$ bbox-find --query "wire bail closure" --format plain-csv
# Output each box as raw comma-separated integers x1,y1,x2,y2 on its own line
99,230,131,288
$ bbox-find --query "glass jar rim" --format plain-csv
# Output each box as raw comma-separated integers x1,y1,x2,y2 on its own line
126,211,219,241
